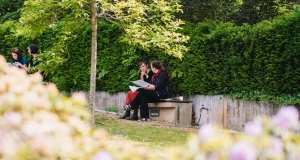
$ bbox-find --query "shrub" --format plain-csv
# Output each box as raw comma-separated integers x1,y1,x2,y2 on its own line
0,55,148,160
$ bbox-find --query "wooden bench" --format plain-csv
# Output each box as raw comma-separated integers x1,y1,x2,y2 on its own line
148,99,193,126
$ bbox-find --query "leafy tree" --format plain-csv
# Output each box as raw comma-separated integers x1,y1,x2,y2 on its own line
14,0,190,124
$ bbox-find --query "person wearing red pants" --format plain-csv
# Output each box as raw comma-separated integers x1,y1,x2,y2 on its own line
119,59,153,119
122,60,171,121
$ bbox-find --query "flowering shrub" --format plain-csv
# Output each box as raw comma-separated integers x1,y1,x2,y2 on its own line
168,106,300,160
0,55,154,160
0,56,109,159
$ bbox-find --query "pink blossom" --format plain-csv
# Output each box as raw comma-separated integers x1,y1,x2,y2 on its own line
22,120,40,137
92,151,114,160
270,136,283,154
229,141,257,160
272,106,299,130
31,135,55,156
244,121,263,137
198,124,215,141
3,112,22,127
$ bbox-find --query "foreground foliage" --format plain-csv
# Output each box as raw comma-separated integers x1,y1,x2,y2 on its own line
0,56,146,160
173,106,300,160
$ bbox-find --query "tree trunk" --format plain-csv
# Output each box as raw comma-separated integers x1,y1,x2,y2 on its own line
89,0,97,126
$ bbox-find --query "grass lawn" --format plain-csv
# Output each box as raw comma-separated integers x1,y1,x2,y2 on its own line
94,112,198,152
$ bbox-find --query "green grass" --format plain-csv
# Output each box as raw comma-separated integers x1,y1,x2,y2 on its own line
105,106,119,113
94,113,197,150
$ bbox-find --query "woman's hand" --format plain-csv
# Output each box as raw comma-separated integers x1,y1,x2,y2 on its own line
141,71,146,77
143,84,155,90
140,70,148,80
13,62,21,67
13,62,27,69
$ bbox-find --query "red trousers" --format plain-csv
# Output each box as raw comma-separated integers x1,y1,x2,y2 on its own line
125,91,139,105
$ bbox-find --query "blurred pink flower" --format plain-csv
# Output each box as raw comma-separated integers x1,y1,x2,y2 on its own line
244,121,263,137
92,151,114,160
198,124,215,141
22,120,40,137
272,106,299,130
270,136,283,154
287,155,300,160
31,135,55,156
229,141,257,160
3,112,22,127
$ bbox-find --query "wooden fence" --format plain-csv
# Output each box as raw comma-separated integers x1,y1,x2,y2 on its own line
89,92,281,131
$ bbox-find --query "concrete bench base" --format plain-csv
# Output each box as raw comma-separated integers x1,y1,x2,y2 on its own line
148,100,193,126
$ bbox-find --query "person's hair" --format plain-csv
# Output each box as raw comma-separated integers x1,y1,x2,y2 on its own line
11,48,22,62
151,60,171,82
138,59,149,67
28,44,38,54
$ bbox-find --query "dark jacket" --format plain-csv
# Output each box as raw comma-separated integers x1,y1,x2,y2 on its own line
153,71,169,97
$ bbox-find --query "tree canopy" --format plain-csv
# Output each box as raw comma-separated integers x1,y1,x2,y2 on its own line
14,0,190,71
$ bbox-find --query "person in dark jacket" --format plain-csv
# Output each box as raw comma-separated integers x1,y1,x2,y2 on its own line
123,60,171,121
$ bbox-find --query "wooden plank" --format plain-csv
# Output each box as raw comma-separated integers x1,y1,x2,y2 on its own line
209,95,224,127
224,97,249,131
148,102,186,108
159,99,193,103
178,103,193,126
148,102,174,108
196,95,211,126
234,98,246,131
149,107,176,123
148,102,193,126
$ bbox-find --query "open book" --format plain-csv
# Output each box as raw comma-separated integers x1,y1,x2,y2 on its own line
129,86,141,92
131,80,151,87
129,80,151,92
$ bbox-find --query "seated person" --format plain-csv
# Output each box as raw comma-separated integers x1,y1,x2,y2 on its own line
14,44,46,81
16,44,40,73
119,59,154,119
10,48,28,69
122,60,171,121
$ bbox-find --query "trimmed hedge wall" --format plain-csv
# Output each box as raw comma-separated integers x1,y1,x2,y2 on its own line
1,8,300,104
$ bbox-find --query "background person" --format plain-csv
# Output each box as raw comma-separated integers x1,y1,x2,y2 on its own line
122,60,171,121
15,44,40,73
27,43,39,72
10,48,28,69
119,59,154,119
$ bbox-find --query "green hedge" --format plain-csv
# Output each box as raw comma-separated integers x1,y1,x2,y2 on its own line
1,8,300,105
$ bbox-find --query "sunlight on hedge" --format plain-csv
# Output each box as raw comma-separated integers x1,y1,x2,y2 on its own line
0,55,300,160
